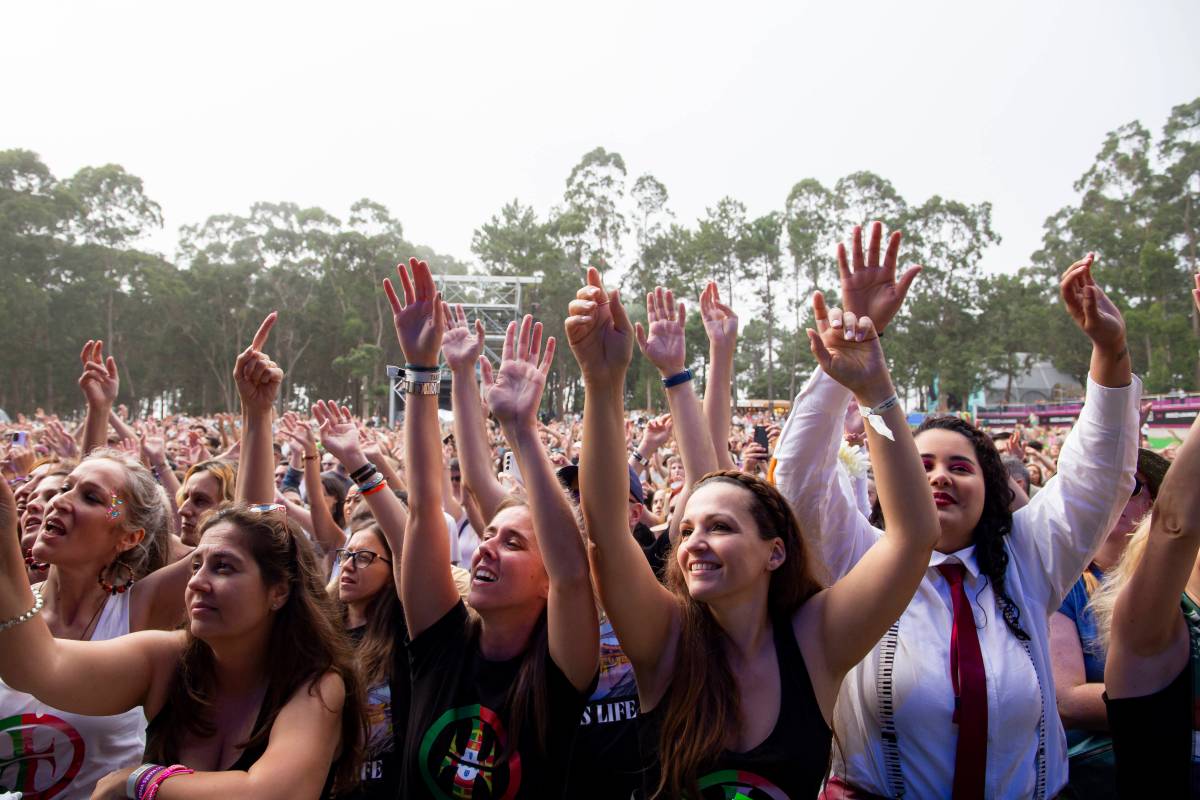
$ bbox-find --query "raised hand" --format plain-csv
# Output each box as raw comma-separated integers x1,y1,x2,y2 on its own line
641,413,673,451
635,287,687,377
78,340,120,408
43,419,78,458
481,315,555,430
441,303,487,371
280,412,317,459
233,312,283,416
806,291,893,404
139,421,166,467
384,257,444,367
565,267,634,385
838,222,922,334
312,401,364,466
1059,253,1126,351
700,281,738,353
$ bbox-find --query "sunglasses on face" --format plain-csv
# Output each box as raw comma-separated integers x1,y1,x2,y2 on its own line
335,548,391,569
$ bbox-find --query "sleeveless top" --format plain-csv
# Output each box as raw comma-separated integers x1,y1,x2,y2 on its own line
144,677,336,795
0,591,147,800
1107,593,1200,798
636,612,831,799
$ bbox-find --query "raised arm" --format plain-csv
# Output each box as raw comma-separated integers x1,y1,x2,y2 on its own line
140,421,182,533
481,314,598,691
700,281,738,470
281,413,344,555
442,303,508,523
570,269,678,693
1013,254,1139,609
234,313,282,505
0,475,178,716
314,400,410,600
795,295,940,712
387,258,460,637
1106,277,1200,697
78,339,120,455
636,287,719,487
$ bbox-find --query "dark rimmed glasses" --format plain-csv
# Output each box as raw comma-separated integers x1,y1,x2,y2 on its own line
335,548,392,569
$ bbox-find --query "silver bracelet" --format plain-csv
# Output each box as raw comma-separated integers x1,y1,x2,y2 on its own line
0,587,44,632
127,764,157,799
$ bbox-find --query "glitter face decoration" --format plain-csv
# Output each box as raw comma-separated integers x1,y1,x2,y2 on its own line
108,493,124,520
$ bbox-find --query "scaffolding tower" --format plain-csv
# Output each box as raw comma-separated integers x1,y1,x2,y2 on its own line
388,274,540,425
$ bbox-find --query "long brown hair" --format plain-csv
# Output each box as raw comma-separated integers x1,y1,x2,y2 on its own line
145,505,365,791
469,496,551,761
655,470,825,800
336,524,402,688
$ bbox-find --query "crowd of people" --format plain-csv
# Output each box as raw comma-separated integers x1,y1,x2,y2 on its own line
0,221,1197,799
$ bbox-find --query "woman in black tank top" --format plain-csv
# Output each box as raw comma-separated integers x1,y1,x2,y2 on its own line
567,273,941,798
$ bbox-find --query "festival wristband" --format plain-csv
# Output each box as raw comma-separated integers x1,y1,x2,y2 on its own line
404,363,439,372
405,380,441,395
127,764,158,799
142,765,194,800
661,369,694,389
405,369,441,384
858,394,900,442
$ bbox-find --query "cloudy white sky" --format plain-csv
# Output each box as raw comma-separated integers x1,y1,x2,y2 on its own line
6,0,1199,279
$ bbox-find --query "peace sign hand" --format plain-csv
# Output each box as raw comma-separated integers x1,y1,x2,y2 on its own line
481,315,555,430
233,312,283,416
78,340,120,408
806,292,894,404
635,287,687,377
384,257,444,367
838,222,922,335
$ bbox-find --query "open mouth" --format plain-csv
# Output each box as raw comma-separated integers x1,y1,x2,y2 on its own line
23,515,43,534
41,518,67,537
473,567,499,585
688,562,722,574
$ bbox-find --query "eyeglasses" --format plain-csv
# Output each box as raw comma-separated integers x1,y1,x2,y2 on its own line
335,548,391,569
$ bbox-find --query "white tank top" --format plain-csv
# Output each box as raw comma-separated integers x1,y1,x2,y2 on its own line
0,591,147,800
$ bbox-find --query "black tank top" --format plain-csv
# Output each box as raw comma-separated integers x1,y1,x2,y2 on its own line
637,612,831,799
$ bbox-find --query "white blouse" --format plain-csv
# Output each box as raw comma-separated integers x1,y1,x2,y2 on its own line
774,369,1140,799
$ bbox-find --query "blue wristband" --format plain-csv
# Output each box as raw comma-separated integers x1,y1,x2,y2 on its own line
662,369,694,389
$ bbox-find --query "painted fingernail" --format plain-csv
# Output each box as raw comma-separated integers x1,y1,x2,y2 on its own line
844,329,854,341
831,318,842,328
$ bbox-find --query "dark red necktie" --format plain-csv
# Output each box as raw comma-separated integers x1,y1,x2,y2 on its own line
937,563,988,800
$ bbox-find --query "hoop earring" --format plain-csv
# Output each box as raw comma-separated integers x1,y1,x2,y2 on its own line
24,549,48,572
98,560,135,595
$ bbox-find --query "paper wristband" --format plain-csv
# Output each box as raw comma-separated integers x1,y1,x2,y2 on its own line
858,395,900,442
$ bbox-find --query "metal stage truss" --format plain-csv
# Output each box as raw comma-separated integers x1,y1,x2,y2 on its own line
388,274,540,425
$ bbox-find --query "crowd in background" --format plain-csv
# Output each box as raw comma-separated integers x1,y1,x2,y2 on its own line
0,223,1198,799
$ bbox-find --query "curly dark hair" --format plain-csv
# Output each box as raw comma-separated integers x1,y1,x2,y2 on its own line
869,416,1029,641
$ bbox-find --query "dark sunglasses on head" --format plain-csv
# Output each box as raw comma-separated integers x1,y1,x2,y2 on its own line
335,548,391,569
1131,476,1144,500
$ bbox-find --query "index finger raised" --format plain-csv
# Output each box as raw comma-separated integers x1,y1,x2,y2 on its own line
250,312,278,352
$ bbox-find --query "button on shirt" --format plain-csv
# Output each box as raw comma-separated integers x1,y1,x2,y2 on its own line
774,368,1140,799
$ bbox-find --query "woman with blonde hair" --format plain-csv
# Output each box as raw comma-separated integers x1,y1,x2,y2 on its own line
1091,275,1200,797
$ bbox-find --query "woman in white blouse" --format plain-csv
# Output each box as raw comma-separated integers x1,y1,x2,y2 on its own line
774,223,1141,799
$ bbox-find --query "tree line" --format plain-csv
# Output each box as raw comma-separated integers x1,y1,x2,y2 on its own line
2,97,1198,418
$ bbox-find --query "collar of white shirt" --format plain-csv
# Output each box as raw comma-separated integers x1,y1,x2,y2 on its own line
928,545,982,580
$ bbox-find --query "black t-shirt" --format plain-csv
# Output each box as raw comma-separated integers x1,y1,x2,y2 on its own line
636,612,831,799
337,612,409,800
566,615,644,799
633,521,670,579
404,600,594,799
1106,594,1200,798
